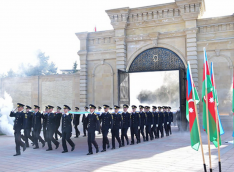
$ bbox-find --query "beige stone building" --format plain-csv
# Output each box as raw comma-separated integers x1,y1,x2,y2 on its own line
76,0,234,130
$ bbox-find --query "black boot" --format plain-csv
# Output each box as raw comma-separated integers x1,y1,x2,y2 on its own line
87,152,93,155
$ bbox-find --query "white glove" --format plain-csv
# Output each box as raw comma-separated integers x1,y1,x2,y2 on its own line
85,114,88,117
156,124,158,127
167,122,169,124
95,131,98,135
151,125,153,128
162,123,164,126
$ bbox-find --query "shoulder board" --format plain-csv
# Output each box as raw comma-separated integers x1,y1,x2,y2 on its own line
94,113,97,115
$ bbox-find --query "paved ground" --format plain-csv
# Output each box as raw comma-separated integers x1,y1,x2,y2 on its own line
0,127,233,172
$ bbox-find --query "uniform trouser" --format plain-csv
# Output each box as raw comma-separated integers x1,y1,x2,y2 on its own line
43,126,47,142
23,129,31,146
164,124,169,136
62,131,74,151
47,129,59,149
168,123,172,134
83,123,87,136
121,127,129,145
138,125,145,140
151,125,157,138
157,125,164,138
111,129,121,148
55,125,62,139
14,131,25,153
87,131,98,153
102,129,109,150
145,125,153,141
131,126,139,143
74,124,80,137
34,129,45,147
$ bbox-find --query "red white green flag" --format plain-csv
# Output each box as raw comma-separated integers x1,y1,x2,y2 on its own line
202,48,221,147
186,62,200,150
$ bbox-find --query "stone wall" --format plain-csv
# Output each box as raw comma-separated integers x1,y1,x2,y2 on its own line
0,73,80,110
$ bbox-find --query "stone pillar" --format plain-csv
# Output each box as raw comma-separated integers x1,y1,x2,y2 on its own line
76,32,88,109
115,33,127,71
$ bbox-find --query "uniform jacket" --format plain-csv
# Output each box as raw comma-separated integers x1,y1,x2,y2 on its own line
122,112,131,128
61,113,73,133
158,112,164,126
10,111,24,131
100,112,113,131
23,111,33,129
47,113,57,130
86,113,100,132
163,111,169,124
146,111,154,126
139,111,147,126
42,113,48,128
152,111,158,125
73,114,80,126
169,112,173,123
130,112,141,127
55,112,62,127
33,111,43,130
112,113,123,130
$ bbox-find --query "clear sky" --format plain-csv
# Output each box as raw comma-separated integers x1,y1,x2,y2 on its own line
0,0,233,74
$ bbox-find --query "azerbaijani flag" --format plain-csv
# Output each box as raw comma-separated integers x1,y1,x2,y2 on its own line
187,62,200,151
210,62,224,135
202,48,221,147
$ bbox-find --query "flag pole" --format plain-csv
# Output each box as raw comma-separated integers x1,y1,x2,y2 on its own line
189,61,207,172
204,48,212,172
214,100,221,172
194,97,207,172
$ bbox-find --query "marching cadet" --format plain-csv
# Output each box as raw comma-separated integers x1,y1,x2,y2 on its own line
10,103,26,156
130,105,141,145
99,105,113,152
42,106,48,143
82,106,89,137
163,106,169,136
86,104,100,155
46,105,59,151
158,106,164,138
138,105,147,142
98,106,102,134
168,107,173,135
55,106,62,140
111,105,122,149
73,107,81,138
151,106,158,139
121,104,131,146
33,105,45,149
144,106,154,141
61,105,75,153
22,105,33,147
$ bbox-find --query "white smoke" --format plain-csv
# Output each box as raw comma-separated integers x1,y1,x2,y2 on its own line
0,92,14,136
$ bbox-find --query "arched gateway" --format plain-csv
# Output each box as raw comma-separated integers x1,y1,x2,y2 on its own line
118,47,187,130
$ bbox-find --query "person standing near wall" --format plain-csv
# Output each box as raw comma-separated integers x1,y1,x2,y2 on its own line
168,107,173,135
73,107,81,138
10,103,26,156
54,106,62,140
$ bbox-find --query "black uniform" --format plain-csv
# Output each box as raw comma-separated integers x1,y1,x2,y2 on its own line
82,114,87,136
158,111,164,138
73,114,81,137
164,111,169,136
121,112,131,146
10,111,26,155
33,111,45,148
55,112,62,140
111,113,122,148
100,112,113,150
46,113,59,150
42,112,48,142
145,111,154,141
97,111,102,134
62,113,75,152
86,113,100,154
22,111,33,147
168,111,173,135
130,112,141,144
138,111,147,141
152,111,158,139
